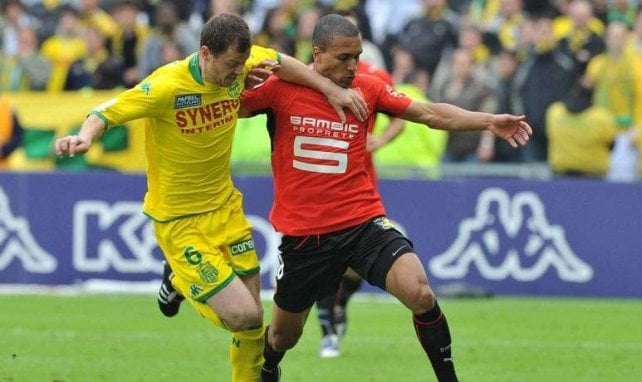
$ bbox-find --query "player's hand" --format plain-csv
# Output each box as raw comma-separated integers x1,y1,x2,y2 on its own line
55,134,92,157
366,134,382,152
327,87,368,123
246,59,280,89
488,114,532,148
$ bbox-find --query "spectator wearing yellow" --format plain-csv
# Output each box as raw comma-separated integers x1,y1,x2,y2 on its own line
553,0,605,41
584,22,642,129
40,5,88,92
554,0,606,75
374,69,447,178
78,0,119,41
546,82,618,178
486,0,526,52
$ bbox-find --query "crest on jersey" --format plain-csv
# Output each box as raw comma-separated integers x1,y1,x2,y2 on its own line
198,261,219,283
174,94,202,109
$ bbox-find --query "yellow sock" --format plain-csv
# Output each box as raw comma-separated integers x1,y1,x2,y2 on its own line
230,325,265,382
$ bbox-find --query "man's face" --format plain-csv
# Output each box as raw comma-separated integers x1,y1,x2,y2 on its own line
200,44,250,87
313,35,362,88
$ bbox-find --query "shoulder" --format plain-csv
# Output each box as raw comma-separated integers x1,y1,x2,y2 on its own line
354,74,404,101
354,73,387,91
248,45,279,65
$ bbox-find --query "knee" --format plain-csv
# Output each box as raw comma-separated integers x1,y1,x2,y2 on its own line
269,326,302,352
223,305,263,332
409,284,437,315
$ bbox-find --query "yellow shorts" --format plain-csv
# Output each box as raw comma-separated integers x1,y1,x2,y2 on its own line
154,190,260,304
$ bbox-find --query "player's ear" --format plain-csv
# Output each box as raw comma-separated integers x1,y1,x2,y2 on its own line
199,45,211,60
312,46,322,62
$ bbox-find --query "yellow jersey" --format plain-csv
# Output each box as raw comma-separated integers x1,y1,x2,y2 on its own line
92,45,279,221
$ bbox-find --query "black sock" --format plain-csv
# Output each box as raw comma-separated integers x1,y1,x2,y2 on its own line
317,294,336,336
263,326,285,371
413,302,458,382
336,275,362,306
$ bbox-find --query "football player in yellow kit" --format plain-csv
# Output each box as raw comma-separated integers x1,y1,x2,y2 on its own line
55,12,367,382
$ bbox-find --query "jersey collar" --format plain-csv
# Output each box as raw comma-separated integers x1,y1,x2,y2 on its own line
188,53,204,86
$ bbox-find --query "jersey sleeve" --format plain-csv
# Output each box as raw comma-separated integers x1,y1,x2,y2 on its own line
241,76,279,114
373,79,412,116
91,76,171,128
244,45,280,71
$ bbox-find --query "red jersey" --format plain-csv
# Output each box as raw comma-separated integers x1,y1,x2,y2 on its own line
241,74,412,236
357,60,394,186
357,60,394,86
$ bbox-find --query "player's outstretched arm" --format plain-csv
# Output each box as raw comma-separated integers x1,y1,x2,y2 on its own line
367,118,405,152
55,114,105,157
275,54,367,122
400,101,532,148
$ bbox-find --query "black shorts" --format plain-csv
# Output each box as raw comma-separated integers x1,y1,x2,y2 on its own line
273,216,414,313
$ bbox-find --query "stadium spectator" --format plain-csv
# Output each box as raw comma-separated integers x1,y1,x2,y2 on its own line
431,22,494,97
137,0,199,77
396,0,459,76
1,0,41,58
584,21,642,130
546,81,618,177
513,13,575,161
293,6,321,64
240,14,531,382
485,48,522,162
552,0,605,41
109,0,149,88
253,4,297,56
628,9,642,58
555,0,606,77
467,0,501,30
0,26,51,91
54,13,367,382
0,95,24,169
484,0,526,52
64,26,123,90
39,5,88,92
431,48,498,162
607,0,639,28
374,68,448,177
335,5,386,68
77,0,119,43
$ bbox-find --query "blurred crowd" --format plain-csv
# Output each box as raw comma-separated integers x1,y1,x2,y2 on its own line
1,0,641,179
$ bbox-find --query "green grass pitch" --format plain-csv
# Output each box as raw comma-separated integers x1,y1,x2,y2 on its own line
1,294,641,381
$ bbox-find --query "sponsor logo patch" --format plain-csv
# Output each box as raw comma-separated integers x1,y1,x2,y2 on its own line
230,239,255,255
174,94,202,109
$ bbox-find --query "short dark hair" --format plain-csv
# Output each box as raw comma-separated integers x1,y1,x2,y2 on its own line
312,14,360,50
200,13,251,55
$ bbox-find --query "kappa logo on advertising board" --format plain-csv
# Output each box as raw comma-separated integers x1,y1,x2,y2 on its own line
73,201,160,273
0,187,56,273
429,188,593,282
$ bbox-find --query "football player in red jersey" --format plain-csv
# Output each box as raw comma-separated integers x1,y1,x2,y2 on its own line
314,58,405,358
313,11,406,358
242,14,531,382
